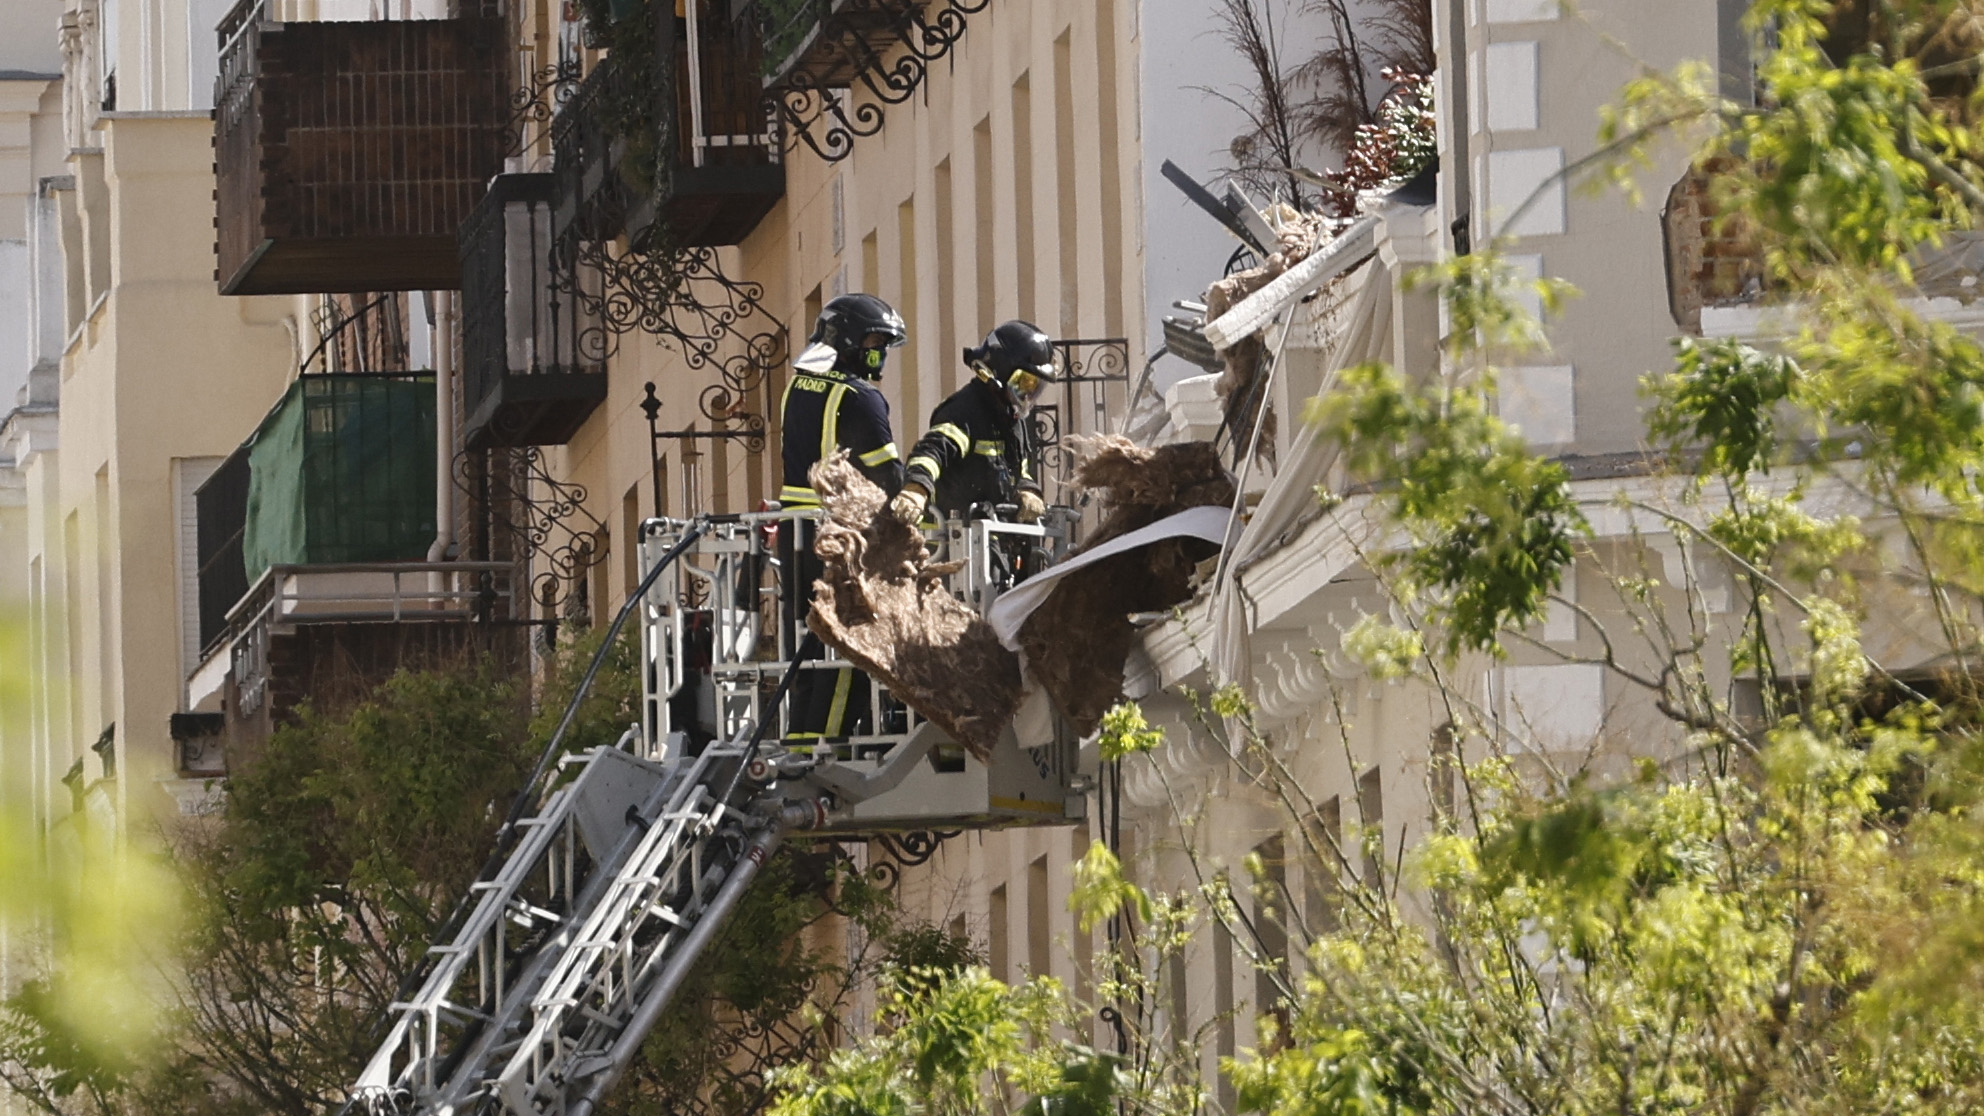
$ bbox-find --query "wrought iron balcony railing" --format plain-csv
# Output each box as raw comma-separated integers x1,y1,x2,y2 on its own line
756,0,990,162
213,0,508,295
550,0,784,251
460,173,608,449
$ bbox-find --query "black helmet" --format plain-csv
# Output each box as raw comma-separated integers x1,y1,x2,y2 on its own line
808,293,907,381
965,320,1054,410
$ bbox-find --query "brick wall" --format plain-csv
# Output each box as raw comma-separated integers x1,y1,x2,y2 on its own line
1662,156,1767,334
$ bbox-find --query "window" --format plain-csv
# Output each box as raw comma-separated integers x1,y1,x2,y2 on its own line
1357,767,1384,890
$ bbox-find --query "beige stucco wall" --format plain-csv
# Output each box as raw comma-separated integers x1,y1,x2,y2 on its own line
544,0,1145,619
35,111,292,826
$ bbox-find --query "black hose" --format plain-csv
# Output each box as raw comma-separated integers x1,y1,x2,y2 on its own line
498,519,710,837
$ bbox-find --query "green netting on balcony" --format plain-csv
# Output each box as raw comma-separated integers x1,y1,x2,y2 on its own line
242,375,437,580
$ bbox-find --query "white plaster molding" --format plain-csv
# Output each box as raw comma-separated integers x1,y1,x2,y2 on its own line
1376,196,1444,269
1484,41,1540,132
1505,253,1545,320
1163,372,1223,442
1646,535,1732,615
1499,663,1605,751
1485,0,1560,22
1704,294,1984,343
1487,147,1566,238
1120,702,1225,810
1252,630,1336,727
0,406,57,466
1501,364,1576,446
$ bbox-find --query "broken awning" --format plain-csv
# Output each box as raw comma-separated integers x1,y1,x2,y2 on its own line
1202,213,1380,349
987,505,1239,651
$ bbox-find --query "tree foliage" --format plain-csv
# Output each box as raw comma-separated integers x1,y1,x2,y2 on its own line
0,627,951,1116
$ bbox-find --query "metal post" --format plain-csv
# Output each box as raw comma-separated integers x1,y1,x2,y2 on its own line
641,382,665,518
683,0,707,168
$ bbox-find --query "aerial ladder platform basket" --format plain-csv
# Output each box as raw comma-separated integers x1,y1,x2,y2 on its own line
346,509,1087,1116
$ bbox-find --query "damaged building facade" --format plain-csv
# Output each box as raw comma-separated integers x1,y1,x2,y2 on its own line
890,0,1807,1100
0,0,1892,1109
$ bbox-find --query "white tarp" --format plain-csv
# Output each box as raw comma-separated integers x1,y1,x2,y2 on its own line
1213,257,1395,685
987,505,1239,651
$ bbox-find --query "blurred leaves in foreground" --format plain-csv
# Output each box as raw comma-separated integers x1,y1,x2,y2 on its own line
0,609,183,1109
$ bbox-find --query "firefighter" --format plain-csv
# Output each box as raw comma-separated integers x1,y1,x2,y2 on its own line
887,320,1052,526
779,293,907,740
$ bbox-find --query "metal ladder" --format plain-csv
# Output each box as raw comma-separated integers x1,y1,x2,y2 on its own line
346,510,1084,1116
349,729,805,1116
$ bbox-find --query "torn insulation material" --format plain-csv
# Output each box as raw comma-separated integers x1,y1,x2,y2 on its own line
1204,210,1328,456
805,452,1022,760
1016,436,1235,737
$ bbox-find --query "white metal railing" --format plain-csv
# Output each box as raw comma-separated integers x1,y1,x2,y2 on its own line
639,507,1074,753
222,561,517,631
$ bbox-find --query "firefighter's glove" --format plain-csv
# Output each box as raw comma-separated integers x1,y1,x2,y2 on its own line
889,484,929,525
1018,490,1046,524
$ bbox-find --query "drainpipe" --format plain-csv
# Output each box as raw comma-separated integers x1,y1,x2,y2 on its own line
428,291,456,599
1441,0,1473,255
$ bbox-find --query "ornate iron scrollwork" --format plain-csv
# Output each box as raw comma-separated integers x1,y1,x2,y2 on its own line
502,58,583,158
560,234,784,377
302,293,411,375
1028,337,1132,485
859,830,963,892
457,445,610,610
761,0,992,163
812,830,962,909
547,54,784,374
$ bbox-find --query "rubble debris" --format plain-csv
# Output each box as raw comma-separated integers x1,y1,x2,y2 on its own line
807,439,1235,753
1016,436,1235,736
1204,209,1329,455
805,452,1022,760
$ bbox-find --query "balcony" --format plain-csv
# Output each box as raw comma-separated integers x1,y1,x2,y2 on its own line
755,0,988,161
213,0,508,295
460,174,608,448
760,0,922,88
188,371,523,757
194,373,439,655
552,0,783,251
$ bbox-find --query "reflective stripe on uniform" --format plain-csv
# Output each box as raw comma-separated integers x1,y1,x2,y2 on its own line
932,423,970,453
859,442,900,467
780,485,819,505
972,439,1003,456
822,383,850,460
822,668,854,737
906,454,943,479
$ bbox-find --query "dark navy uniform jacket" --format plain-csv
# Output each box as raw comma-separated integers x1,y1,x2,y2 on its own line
903,378,1040,518
779,355,903,505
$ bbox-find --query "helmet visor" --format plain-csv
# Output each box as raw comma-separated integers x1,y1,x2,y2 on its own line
1007,367,1047,403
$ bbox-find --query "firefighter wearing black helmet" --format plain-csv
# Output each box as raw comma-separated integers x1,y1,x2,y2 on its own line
780,292,908,505
779,293,907,740
889,320,1053,525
